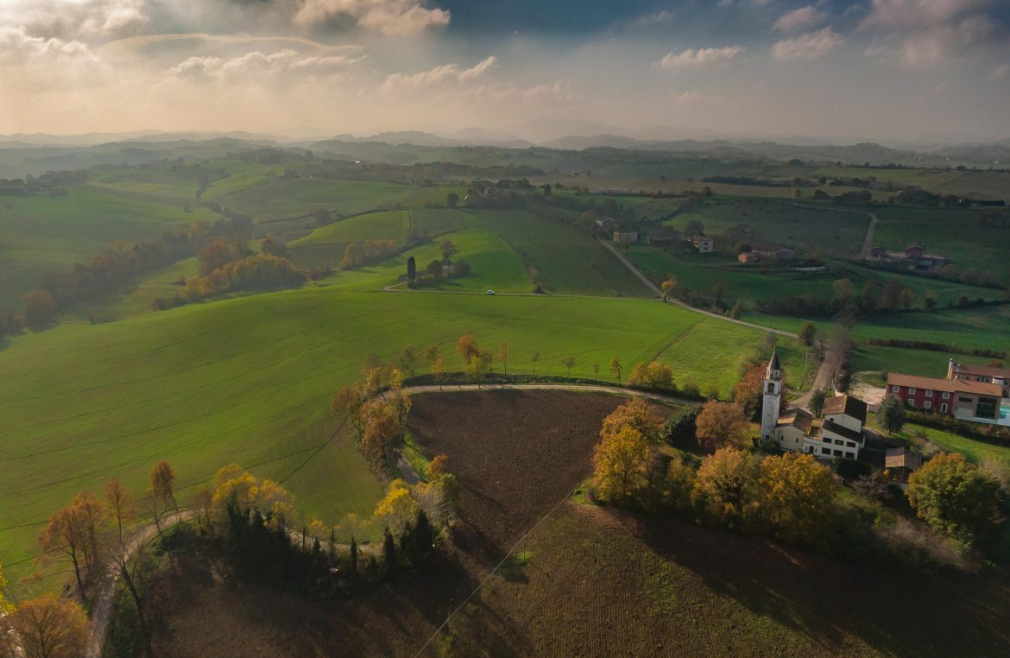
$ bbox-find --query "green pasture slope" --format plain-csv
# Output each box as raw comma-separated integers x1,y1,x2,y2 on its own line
0,287,791,593
0,186,217,315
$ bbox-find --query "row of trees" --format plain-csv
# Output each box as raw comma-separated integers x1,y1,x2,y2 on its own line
339,240,398,270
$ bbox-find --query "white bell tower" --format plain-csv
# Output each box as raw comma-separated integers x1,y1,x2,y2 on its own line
761,349,783,441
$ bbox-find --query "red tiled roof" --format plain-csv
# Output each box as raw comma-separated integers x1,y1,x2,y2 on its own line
887,373,1003,397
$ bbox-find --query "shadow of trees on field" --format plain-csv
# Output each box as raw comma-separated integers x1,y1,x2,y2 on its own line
633,515,1010,658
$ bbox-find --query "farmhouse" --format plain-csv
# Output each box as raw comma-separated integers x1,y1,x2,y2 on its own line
866,243,946,269
884,447,922,485
595,216,616,230
761,351,868,460
887,360,1010,426
749,241,796,261
692,236,714,253
613,231,639,244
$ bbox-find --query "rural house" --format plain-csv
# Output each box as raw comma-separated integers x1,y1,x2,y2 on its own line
884,447,922,485
761,351,868,460
692,236,714,253
887,359,1010,426
613,231,639,244
750,241,796,261
595,216,616,230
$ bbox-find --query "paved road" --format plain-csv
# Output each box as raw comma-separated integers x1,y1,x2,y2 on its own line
598,239,798,339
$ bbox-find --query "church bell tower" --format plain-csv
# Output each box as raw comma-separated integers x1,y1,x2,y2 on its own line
761,349,783,441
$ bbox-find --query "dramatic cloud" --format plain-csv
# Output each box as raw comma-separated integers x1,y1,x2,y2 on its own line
656,46,744,70
0,0,148,41
0,26,100,66
382,56,496,90
773,27,844,60
774,4,828,33
294,0,451,35
859,0,1007,66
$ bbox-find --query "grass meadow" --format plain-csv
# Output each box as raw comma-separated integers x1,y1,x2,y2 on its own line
0,286,787,594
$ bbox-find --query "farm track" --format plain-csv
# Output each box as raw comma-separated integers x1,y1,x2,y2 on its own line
598,239,798,338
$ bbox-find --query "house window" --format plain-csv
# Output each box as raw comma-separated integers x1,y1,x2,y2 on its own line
959,396,973,403
925,390,933,398
821,448,831,455
924,401,932,410
941,403,948,413
907,399,916,408
909,387,916,394
942,392,950,399
847,442,856,448
833,449,843,457
977,397,998,420
806,446,813,454
892,385,901,393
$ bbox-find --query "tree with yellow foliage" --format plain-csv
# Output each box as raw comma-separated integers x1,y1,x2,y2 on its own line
332,385,365,438
104,478,137,544
38,502,91,592
757,452,838,544
600,398,664,443
691,447,761,529
361,398,400,464
661,276,677,301
593,426,651,502
627,361,674,389
0,595,88,658
0,564,11,615
375,479,420,535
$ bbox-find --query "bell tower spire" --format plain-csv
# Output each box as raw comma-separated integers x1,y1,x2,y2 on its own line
761,349,782,441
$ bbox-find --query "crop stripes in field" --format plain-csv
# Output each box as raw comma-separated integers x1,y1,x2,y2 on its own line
412,492,574,658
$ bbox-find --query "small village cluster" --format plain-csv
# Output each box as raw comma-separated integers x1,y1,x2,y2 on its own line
758,351,1010,483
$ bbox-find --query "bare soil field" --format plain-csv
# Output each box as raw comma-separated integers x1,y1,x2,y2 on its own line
139,391,1010,658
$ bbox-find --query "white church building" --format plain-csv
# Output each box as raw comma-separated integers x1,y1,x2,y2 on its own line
761,350,868,461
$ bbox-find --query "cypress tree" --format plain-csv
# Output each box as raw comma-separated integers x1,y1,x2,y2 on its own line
350,535,358,574
382,527,397,574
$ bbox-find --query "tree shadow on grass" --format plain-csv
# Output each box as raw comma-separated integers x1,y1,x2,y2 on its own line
633,514,1010,658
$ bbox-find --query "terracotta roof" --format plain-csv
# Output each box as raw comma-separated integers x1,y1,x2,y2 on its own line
887,373,1003,397
822,394,868,424
951,363,1010,380
885,448,922,470
778,408,815,434
822,419,863,443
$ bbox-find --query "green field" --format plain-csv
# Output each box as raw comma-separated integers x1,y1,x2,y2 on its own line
0,187,217,315
0,285,791,594
872,206,1010,282
666,197,870,256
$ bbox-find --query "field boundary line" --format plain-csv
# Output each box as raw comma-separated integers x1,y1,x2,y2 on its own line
411,494,573,658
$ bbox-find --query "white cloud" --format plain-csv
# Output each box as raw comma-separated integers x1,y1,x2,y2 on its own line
171,49,364,84
859,0,997,32
632,10,676,26
294,0,450,35
774,4,828,32
0,0,148,41
772,27,844,61
479,80,578,105
0,26,100,66
383,56,496,90
656,46,744,70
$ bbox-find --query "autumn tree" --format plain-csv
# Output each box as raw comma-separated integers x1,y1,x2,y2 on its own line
601,398,664,443
499,341,509,376
593,426,651,502
424,343,440,371
72,491,106,573
38,505,89,592
360,398,400,463
375,479,420,535
0,564,10,616
428,454,450,479
399,346,419,378
627,361,674,389
907,453,1005,545
22,290,56,328
440,239,455,259
387,368,412,430
199,237,249,275
878,395,906,434
798,321,817,347
733,361,767,421
456,334,480,365
561,355,576,378
104,478,137,544
260,234,289,258
150,461,177,513
0,595,88,658
695,400,749,451
340,242,363,269
431,356,445,391
757,453,838,544
691,447,761,528
832,278,856,305
609,357,623,385
661,277,677,301
466,350,491,389
332,385,365,437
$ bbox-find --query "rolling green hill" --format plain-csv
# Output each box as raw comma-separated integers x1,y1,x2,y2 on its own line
0,287,787,593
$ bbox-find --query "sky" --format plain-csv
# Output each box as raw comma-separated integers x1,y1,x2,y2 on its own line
0,0,1008,144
